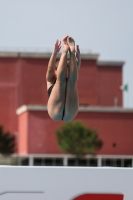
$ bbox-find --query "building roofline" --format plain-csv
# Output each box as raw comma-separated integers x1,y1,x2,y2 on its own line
0,51,125,66
0,51,99,60
97,61,125,67
16,105,133,115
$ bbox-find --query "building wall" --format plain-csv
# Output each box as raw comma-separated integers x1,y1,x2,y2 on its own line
98,65,122,106
18,110,133,155
78,60,99,105
0,58,19,133
28,111,62,154
0,55,123,154
19,58,49,105
0,57,49,134
78,111,133,155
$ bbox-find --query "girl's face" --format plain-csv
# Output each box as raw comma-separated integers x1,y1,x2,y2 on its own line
55,60,70,78
55,69,68,78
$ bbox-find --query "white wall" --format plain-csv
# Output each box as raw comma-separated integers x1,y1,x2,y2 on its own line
0,166,132,200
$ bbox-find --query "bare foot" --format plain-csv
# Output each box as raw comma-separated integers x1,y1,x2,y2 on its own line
67,37,75,52
62,36,70,52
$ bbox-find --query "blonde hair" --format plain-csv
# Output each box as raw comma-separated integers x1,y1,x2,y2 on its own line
55,61,59,70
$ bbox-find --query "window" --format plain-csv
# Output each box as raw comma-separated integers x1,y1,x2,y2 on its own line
124,159,132,167
102,159,131,167
68,158,97,167
33,158,63,166
89,159,97,166
21,158,29,166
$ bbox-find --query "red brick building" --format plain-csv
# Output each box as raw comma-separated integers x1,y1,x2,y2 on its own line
0,51,133,167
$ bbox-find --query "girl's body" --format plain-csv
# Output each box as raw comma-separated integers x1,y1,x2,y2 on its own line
46,36,81,122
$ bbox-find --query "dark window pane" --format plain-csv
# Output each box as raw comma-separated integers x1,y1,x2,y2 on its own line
116,159,121,167
102,159,113,166
55,158,63,166
112,159,122,167
33,158,63,166
34,158,42,166
68,159,76,166
105,159,112,166
112,159,117,167
41,159,45,166
68,159,87,166
78,159,87,166
124,159,132,167
45,158,53,166
21,158,29,166
102,159,106,166
102,159,117,167
89,159,97,166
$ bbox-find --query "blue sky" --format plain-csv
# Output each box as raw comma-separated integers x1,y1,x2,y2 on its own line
0,0,133,107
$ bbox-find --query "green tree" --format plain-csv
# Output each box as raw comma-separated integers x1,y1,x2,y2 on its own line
0,125,16,155
56,121,103,163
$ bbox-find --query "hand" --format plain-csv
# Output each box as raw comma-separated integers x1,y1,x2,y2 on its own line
62,35,70,52
53,39,61,54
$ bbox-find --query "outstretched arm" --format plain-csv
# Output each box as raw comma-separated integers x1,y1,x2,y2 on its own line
46,39,61,82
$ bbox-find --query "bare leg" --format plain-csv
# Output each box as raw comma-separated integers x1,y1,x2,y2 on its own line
63,37,79,122
75,45,81,70
47,36,69,121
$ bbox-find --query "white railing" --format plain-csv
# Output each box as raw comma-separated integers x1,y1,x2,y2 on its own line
0,154,133,167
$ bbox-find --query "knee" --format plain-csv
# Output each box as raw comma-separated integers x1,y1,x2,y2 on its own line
63,114,76,122
48,112,62,121
47,107,62,121
50,115,61,121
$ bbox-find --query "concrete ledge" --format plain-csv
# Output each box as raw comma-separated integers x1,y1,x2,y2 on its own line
81,53,99,60
98,61,125,66
0,52,125,66
0,52,18,58
16,105,47,115
16,105,133,115
78,105,133,112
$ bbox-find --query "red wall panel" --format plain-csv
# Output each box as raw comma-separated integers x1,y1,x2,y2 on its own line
78,60,99,105
18,110,133,155
19,58,48,105
28,111,64,154
98,66,122,106
78,112,133,155
18,112,29,154
0,58,19,134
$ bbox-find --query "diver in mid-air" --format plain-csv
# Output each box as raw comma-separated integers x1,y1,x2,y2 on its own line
46,36,81,122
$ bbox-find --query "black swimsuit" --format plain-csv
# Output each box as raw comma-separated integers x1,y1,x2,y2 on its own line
47,84,54,97
47,79,56,98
